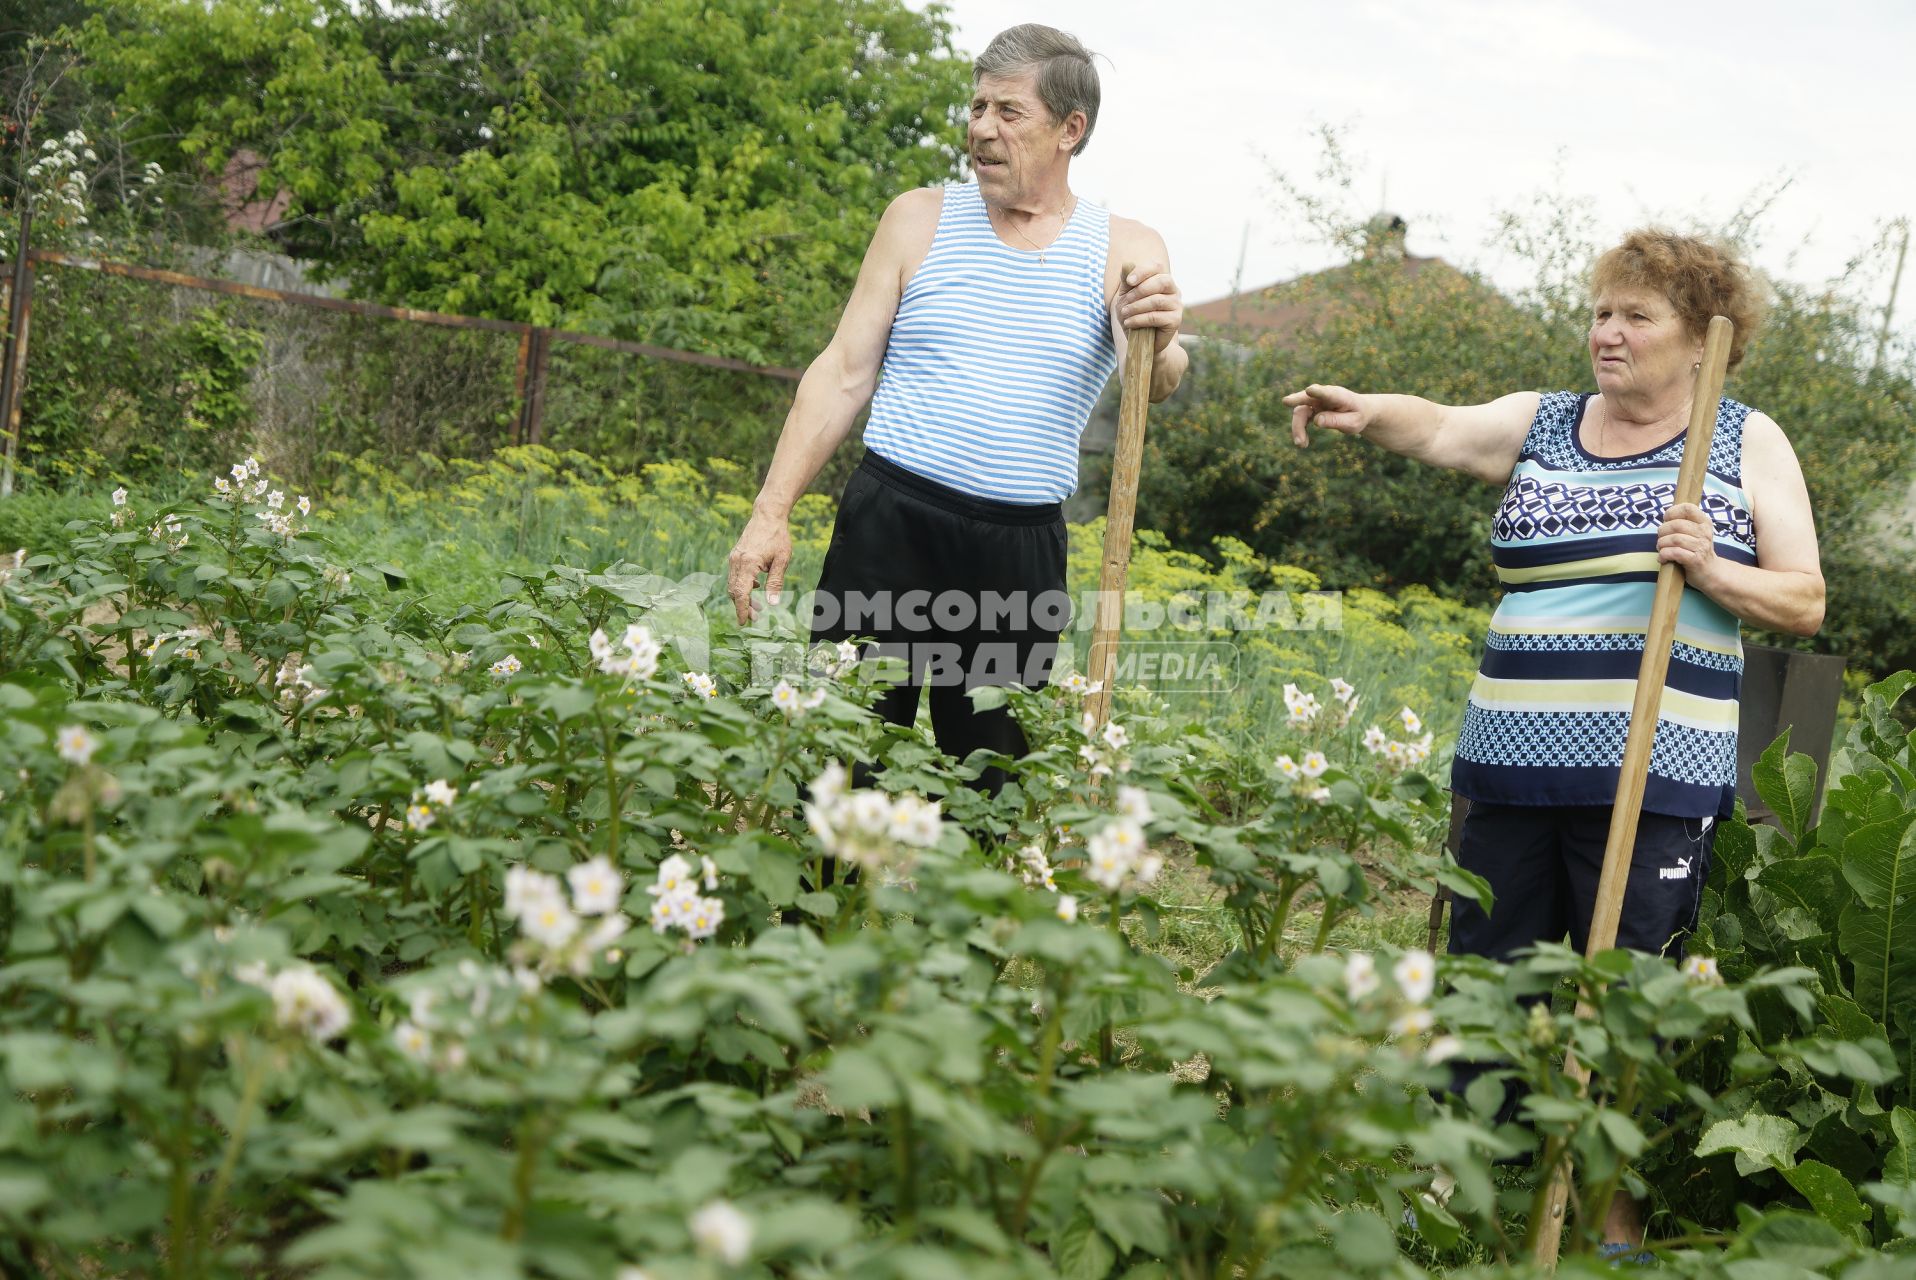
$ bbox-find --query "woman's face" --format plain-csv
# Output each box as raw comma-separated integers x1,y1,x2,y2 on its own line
1588,288,1703,402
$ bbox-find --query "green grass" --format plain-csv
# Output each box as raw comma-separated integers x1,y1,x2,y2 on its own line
1138,850,1443,981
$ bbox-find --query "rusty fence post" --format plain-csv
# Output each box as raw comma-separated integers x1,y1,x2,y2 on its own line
0,204,36,500
511,328,533,446
516,327,551,447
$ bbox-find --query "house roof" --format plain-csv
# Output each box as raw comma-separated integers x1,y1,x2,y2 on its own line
1183,217,1514,346
219,149,293,236
1185,255,1465,345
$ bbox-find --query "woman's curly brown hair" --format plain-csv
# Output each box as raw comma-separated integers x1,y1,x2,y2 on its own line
1591,229,1765,370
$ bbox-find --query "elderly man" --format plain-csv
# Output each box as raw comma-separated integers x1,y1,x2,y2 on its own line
726,23,1186,792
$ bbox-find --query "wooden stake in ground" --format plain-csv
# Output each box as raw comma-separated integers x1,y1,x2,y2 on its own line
1529,314,1735,1269
1085,266,1158,734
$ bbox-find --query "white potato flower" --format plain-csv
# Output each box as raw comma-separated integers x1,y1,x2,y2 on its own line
846,790,893,837
681,896,726,941
1393,949,1436,1005
520,895,580,949
1059,671,1102,695
1391,1007,1435,1038
504,865,563,919
393,1021,433,1064
55,724,97,766
622,623,663,665
1345,952,1380,1002
1018,845,1057,891
1681,954,1723,985
269,965,351,1043
812,761,848,810
887,795,944,847
689,1200,753,1264
1115,784,1154,824
566,856,623,916
649,854,696,906
1084,818,1146,892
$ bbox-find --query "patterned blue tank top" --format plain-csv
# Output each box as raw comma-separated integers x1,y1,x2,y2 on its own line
1451,391,1757,818
862,183,1119,503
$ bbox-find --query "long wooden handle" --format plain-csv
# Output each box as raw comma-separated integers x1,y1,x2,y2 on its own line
1085,264,1156,732
1586,314,1733,950
1530,314,1735,1268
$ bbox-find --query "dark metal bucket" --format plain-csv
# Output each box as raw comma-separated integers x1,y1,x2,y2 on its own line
1735,642,1847,828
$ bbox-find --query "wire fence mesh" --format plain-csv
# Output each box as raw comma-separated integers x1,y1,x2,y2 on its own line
0,247,806,493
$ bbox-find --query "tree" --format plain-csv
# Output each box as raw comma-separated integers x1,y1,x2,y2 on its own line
79,0,972,364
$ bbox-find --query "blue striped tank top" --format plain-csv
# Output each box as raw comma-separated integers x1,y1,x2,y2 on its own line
1451,391,1757,818
862,183,1119,503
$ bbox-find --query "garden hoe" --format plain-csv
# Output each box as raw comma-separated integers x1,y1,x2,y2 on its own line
1085,265,1157,737
1528,314,1735,1269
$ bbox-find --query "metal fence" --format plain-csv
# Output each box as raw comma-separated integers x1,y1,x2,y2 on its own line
0,237,803,497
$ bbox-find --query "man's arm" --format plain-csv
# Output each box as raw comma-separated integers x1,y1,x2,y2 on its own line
726,188,939,623
1107,217,1187,403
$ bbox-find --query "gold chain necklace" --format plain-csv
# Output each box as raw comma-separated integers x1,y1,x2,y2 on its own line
996,198,1074,264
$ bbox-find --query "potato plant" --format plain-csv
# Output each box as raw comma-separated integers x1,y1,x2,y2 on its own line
0,471,1902,1278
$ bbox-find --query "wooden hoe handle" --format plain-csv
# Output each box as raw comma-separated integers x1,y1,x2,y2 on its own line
1530,314,1735,1268
1085,264,1156,732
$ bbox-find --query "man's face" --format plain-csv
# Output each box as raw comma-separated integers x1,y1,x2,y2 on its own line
968,70,1074,204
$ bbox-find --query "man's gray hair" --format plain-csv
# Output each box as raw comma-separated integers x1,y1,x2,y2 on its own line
973,24,1101,156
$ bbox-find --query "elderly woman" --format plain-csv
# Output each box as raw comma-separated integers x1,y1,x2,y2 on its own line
1285,229,1824,1251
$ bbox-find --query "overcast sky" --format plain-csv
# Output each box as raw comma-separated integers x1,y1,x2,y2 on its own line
922,0,1915,335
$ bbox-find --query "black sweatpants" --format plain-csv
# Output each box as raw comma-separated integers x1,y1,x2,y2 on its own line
1444,801,1718,1129
809,449,1069,796
1447,802,1717,962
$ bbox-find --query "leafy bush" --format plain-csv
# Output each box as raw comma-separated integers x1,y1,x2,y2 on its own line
81,0,971,367
19,280,266,484
1685,673,1916,1248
